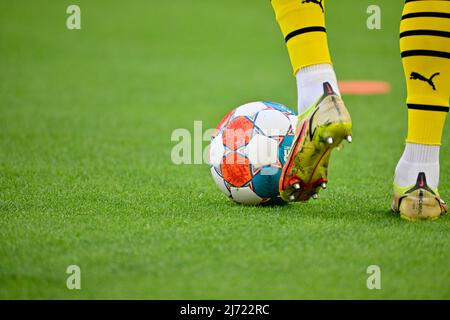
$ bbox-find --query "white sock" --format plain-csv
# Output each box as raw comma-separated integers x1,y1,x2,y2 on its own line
394,142,440,189
295,63,340,114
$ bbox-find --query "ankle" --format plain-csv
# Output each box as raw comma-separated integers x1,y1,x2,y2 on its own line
296,63,339,114
394,143,440,189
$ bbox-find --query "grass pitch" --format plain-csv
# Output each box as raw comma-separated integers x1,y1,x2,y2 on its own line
1,0,449,299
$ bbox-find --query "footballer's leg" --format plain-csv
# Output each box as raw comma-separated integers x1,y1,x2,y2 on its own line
392,0,449,220
271,0,352,202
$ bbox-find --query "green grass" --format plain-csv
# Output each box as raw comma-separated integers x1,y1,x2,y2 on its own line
1,0,449,299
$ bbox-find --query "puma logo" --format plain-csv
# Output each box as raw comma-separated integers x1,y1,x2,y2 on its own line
302,0,324,12
410,71,440,90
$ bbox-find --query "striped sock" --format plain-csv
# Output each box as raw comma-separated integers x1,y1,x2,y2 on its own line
271,0,337,113
400,0,449,145
271,0,331,74
395,0,449,189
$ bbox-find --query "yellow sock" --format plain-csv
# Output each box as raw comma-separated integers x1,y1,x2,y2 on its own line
401,0,450,145
271,0,331,74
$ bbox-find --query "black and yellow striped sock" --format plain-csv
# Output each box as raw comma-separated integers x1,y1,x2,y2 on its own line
401,0,450,145
271,0,331,74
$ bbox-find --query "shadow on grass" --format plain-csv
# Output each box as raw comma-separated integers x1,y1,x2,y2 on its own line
208,194,441,225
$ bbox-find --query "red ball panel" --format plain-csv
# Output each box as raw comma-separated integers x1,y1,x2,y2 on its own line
222,116,254,150
213,110,234,137
221,152,251,187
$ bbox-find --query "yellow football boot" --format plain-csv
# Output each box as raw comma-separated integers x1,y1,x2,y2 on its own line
279,82,352,202
392,172,448,221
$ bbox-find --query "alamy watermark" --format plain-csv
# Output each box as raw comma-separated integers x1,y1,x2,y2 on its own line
66,5,81,30
366,5,381,30
170,120,289,176
66,265,81,290
366,265,381,290
171,121,214,165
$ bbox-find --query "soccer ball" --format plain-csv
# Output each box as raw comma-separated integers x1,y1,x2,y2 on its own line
209,101,297,205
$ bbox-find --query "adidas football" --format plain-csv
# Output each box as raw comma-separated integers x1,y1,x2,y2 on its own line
209,101,297,205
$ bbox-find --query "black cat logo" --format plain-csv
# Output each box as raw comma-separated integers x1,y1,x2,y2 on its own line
410,72,440,90
302,0,324,13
